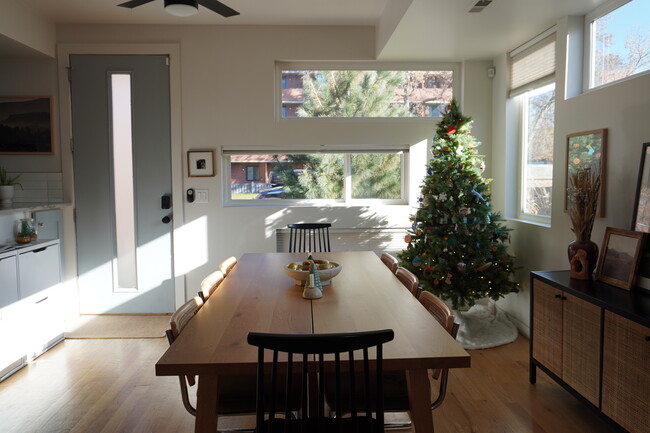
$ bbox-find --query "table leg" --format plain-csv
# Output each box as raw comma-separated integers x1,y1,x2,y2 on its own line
195,375,219,433
407,369,434,433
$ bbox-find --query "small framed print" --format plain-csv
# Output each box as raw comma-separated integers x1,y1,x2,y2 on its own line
188,151,214,177
595,227,645,291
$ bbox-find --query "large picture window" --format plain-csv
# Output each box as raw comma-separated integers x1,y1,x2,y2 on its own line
587,0,650,89
280,69,454,118
224,151,405,204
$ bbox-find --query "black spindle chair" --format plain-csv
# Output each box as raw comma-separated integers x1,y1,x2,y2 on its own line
288,223,331,253
247,329,394,433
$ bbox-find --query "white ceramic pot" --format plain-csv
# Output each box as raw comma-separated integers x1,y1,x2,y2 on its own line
0,185,15,208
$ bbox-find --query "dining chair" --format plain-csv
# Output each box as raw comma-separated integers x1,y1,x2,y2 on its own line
325,292,457,430
380,253,399,274
197,270,225,302
167,296,257,432
247,329,395,433
288,223,331,253
395,266,420,298
220,256,238,276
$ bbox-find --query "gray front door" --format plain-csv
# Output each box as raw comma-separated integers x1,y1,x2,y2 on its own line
70,54,174,314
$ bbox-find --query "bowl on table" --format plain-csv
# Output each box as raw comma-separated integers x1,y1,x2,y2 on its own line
283,261,342,286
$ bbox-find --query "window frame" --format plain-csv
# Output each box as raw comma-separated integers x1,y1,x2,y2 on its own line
584,0,650,91
222,146,409,207
275,61,461,121
517,82,555,225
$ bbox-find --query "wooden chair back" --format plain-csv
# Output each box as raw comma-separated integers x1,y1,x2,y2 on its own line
247,329,394,433
219,256,238,276
288,223,331,253
395,266,420,298
198,270,224,301
380,252,399,274
419,291,455,380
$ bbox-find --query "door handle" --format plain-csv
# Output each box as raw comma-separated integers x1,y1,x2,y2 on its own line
162,214,172,224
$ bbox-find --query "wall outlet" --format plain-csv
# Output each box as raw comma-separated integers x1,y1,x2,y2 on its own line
194,189,209,203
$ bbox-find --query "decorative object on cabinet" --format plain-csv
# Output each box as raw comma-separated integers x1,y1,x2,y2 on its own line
565,129,606,217
0,167,22,208
631,142,650,279
15,218,37,243
595,227,644,290
0,96,53,154
566,167,601,279
530,271,650,433
187,150,214,177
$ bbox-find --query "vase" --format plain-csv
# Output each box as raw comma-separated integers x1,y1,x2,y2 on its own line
0,185,14,208
568,239,599,280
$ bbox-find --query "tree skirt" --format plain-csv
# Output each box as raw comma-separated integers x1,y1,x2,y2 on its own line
455,304,518,349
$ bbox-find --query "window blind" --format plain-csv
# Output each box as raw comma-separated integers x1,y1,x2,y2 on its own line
509,32,556,97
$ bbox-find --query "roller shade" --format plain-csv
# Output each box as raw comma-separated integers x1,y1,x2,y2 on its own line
509,33,556,97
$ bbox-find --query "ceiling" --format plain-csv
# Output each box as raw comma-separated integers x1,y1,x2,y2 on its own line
5,0,608,60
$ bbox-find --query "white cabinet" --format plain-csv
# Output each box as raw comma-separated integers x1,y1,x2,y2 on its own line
0,240,64,382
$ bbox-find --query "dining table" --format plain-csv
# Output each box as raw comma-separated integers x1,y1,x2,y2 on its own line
155,251,471,433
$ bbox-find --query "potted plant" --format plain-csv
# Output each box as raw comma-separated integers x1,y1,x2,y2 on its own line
0,167,22,208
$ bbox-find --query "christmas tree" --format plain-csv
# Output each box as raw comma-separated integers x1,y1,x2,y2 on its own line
398,100,519,309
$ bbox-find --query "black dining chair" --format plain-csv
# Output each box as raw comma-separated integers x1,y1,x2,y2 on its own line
247,329,394,433
288,223,332,253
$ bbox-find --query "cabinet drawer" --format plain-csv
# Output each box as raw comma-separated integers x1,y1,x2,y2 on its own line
0,255,19,308
18,244,61,299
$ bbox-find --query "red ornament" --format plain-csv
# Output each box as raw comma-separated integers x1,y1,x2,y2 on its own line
447,125,457,134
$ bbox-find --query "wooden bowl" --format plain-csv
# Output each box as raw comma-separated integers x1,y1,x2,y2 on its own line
283,262,342,286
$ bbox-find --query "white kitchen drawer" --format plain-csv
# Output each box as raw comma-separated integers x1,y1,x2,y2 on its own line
18,243,61,299
0,255,18,308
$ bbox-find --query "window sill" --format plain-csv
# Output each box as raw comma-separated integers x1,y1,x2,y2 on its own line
503,216,551,228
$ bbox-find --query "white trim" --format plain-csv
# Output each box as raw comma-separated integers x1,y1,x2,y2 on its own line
56,43,185,310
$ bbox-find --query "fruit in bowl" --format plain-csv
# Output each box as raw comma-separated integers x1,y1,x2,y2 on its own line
284,260,342,286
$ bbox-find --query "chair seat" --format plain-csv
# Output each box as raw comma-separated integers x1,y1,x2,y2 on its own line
324,371,410,413
260,416,379,433
218,374,302,414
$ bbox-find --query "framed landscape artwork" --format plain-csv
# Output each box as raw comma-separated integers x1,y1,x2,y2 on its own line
631,142,650,279
0,96,53,154
565,129,607,217
596,227,644,290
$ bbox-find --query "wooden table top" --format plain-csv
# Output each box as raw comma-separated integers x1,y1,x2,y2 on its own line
156,251,470,376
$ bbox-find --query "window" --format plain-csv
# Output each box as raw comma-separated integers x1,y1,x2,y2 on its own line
509,28,556,222
587,0,650,89
520,83,555,218
279,68,454,118
224,150,406,205
246,166,260,181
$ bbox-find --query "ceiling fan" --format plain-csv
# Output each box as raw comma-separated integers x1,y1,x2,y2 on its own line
118,0,239,18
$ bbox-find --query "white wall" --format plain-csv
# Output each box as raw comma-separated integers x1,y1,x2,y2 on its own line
492,17,650,335
54,24,494,300
0,1,56,58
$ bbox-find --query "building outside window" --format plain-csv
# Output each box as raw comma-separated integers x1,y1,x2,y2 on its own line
587,0,650,89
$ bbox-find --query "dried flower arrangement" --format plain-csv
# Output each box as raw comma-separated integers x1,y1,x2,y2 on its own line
568,167,601,241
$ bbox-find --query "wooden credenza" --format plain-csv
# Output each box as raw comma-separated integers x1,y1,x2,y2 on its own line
530,271,650,433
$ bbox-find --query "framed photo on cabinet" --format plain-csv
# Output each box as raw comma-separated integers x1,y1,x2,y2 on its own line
596,227,644,290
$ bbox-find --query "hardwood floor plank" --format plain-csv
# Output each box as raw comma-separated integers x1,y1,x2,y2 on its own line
0,335,620,433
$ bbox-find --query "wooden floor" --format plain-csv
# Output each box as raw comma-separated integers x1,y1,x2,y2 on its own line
0,335,618,433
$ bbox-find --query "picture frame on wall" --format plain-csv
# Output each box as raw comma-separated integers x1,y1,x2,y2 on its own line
595,227,645,291
0,96,53,154
188,150,215,177
631,142,650,279
565,129,607,217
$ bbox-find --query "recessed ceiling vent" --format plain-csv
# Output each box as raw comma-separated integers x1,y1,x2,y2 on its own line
469,0,493,13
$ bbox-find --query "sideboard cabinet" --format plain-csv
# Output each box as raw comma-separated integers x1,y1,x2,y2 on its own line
530,271,650,433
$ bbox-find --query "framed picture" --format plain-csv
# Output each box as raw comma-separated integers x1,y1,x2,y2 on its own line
188,151,215,177
631,142,650,279
595,227,645,290
565,129,607,217
0,96,53,154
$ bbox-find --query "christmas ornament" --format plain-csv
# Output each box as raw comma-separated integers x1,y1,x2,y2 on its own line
404,235,412,243
457,262,467,272
412,257,421,267
447,125,457,134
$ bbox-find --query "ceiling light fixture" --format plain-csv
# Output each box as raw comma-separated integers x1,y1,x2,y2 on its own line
164,0,198,17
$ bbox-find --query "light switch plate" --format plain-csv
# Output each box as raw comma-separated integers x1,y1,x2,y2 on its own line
194,189,209,203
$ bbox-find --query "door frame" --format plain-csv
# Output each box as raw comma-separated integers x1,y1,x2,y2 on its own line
57,43,185,313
